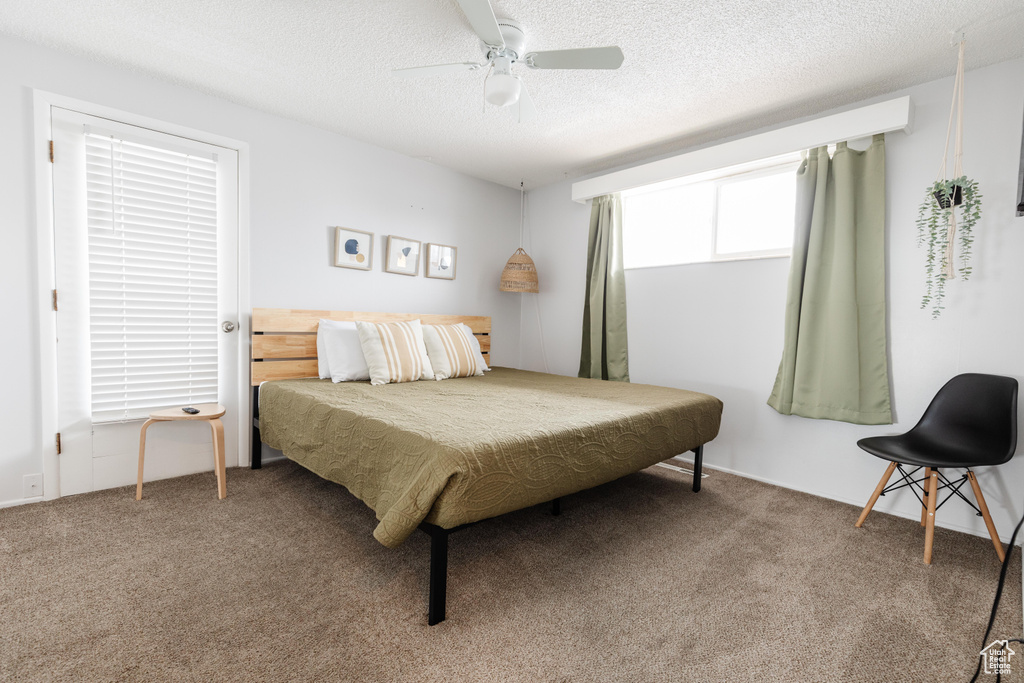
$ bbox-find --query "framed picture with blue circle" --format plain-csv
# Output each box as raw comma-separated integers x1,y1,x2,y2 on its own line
385,235,422,276
334,227,374,270
425,243,457,280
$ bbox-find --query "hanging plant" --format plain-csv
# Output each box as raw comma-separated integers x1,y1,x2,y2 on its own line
916,38,983,319
916,176,982,317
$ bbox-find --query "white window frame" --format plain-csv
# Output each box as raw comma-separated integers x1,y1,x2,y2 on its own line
710,160,801,263
33,90,251,499
623,155,801,270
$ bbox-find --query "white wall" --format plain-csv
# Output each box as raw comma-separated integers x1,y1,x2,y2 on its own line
522,57,1024,543
0,35,522,506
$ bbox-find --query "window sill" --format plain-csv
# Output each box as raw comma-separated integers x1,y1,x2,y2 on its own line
624,252,791,271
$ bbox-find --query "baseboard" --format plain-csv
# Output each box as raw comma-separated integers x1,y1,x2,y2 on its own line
4,452,1014,546
2,456,288,507
668,455,1022,546
0,495,44,509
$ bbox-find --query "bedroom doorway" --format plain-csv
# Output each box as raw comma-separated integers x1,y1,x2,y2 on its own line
49,106,240,496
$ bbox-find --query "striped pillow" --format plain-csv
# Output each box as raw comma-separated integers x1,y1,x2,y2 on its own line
457,322,490,372
355,320,434,386
422,324,485,380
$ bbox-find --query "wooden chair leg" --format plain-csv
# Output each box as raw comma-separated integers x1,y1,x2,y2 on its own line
967,471,1005,562
136,419,155,501
210,418,226,500
920,467,931,526
923,469,939,564
856,462,898,527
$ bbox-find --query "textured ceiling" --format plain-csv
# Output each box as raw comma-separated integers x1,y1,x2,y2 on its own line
3,0,1024,189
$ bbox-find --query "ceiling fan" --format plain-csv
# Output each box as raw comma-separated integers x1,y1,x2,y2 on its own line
394,0,624,122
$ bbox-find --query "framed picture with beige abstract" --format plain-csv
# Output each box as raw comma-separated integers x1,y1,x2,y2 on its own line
385,235,422,276
425,243,457,280
334,227,374,270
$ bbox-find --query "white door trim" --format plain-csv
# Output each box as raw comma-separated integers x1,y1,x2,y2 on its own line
32,89,252,499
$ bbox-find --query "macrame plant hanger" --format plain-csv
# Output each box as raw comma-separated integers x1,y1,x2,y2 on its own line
937,37,966,279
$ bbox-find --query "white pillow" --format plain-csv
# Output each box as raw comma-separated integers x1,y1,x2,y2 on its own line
458,323,490,371
323,327,370,382
316,319,356,379
355,319,434,386
422,324,486,380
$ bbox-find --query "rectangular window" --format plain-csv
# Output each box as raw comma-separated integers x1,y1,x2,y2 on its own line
622,154,801,269
85,129,220,422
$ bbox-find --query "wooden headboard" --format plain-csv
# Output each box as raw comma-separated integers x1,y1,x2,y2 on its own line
250,308,491,385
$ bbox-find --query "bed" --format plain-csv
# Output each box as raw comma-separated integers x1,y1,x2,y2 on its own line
250,308,723,624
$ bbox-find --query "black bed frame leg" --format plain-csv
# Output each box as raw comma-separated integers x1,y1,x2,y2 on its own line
691,444,703,493
251,385,262,469
551,497,561,516
426,525,449,625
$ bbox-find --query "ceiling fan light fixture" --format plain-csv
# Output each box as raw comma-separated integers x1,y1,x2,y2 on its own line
484,72,521,107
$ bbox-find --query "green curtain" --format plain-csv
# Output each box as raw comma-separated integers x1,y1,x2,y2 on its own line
579,194,629,382
767,134,892,424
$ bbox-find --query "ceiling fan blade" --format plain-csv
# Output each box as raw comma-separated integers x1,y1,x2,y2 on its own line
517,81,537,123
393,62,483,78
456,0,505,48
525,46,624,70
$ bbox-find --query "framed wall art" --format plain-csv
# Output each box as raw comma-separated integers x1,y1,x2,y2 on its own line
1017,110,1023,217
385,235,421,276
334,227,374,270
425,243,457,280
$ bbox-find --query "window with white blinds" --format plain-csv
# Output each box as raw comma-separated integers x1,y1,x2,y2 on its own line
85,130,220,422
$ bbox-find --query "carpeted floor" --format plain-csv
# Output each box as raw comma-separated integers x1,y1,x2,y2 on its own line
0,460,1018,682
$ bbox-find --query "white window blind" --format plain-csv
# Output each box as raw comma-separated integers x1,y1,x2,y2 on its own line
85,130,220,422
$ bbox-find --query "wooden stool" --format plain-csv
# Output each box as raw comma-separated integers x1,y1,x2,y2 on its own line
136,403,227,501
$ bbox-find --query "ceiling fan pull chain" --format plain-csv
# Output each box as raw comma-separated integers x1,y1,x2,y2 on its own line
482,63,493,113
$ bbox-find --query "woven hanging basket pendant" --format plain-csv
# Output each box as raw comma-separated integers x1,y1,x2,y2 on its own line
499,247,539,293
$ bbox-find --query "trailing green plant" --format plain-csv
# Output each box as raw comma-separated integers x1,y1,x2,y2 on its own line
916,37,985,319
915,175,982,318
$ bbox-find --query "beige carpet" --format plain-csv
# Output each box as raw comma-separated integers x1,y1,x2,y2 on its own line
0,460,1019,682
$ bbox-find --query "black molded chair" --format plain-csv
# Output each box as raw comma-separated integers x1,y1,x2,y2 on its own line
855,373,1018,564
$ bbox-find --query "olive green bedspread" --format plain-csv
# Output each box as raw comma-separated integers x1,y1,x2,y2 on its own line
258,367,723,548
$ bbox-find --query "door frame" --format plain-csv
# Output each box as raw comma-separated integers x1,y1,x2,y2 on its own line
32,89,252,500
